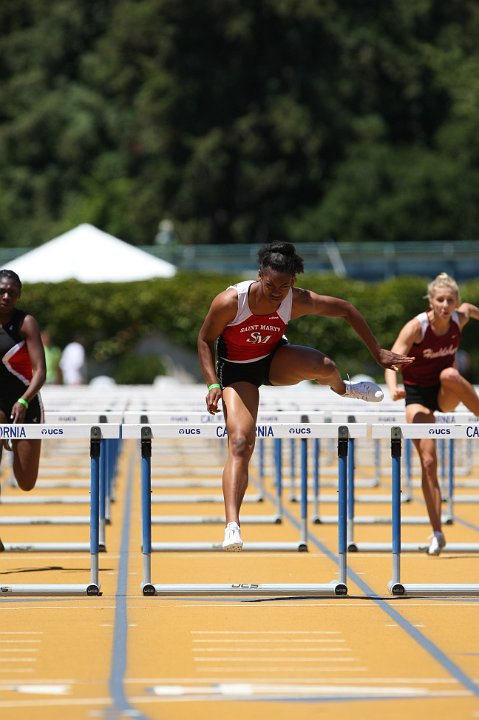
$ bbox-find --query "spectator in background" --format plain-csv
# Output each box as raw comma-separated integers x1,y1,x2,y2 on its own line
41,329,62,384
59,335,86,385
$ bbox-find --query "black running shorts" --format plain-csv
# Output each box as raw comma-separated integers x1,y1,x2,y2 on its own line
217,339,288,388
404,383,441,412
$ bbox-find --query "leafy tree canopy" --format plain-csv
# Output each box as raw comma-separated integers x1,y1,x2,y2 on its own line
1,0,479,247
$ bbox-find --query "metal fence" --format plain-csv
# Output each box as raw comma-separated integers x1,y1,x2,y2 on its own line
1,239,478,281
142,240,479,281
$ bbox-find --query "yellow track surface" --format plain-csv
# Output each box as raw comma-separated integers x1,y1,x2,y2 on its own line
1,432,479,720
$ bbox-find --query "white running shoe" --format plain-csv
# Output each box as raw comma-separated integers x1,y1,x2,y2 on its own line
342,380,384,403
428,531,446,556
223,522,243,552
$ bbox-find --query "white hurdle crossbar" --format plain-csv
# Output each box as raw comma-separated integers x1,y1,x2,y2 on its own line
0,424,120,595
371,423,479,596
121,422,368,596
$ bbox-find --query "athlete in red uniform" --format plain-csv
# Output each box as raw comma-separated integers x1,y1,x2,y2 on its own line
198,242,412,550
385,273,479,555
0,270,46,493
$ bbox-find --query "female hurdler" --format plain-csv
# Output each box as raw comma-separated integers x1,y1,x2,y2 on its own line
198,242,412,551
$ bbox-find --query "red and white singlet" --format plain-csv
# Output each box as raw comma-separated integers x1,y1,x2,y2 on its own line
217,281,292,362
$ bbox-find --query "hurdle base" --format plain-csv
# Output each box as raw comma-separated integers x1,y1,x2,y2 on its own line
348,542,479,553
0,583,102,596
0,516,91,525
1,542,106,553
143,582,347,597
150,542,307,552
389,582,479,597
152,515,282,525
388,581,406,596
311,515,453,526
151,494,264,504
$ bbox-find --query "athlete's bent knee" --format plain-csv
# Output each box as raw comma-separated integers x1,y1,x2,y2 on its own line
440,367,461,384
314,355,338,381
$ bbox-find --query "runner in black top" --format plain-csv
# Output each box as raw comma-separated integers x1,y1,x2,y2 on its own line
0,270,46,503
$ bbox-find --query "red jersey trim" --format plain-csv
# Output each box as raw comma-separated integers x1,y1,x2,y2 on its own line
2,341,33,385
219,281,292,362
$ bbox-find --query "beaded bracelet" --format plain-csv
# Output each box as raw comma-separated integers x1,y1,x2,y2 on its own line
207,383,221,391
17,398,29,409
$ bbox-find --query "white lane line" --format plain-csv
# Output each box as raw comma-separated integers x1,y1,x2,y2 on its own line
126,676,462,685
0,606,115,611
0,685,71,695
192,630,341,633
192,633,346,645
145,682,468,698
194,666,368,673
194,647,349,652
174,602,479,608
0,650,39,654
194,657,359,662
0,660,37,663
0,698,111,708
0,670,34,675
0,679,76,685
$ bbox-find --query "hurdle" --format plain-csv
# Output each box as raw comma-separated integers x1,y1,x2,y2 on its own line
348,415,479,553
149,429,310,552
370,423,479,595
41,411,123,521
129,411,323,526
308,411,405,528
122,421,367,596
0,422,121,551
0,423,119,595
317,412,454,542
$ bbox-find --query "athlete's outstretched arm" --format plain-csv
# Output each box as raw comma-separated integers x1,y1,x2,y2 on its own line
292,288,413,370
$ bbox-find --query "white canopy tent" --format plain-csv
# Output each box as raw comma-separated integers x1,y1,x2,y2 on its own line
5,224,176,282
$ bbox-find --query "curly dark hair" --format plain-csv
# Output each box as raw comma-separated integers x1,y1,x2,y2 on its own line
257,242,304,276
0,269,22,290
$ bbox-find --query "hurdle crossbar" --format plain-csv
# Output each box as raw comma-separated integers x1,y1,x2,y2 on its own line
0,424,119,595
371,424,479,596
121,422,368,596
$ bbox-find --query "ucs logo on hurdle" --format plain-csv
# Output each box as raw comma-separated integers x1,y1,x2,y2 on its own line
427,426,479,437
